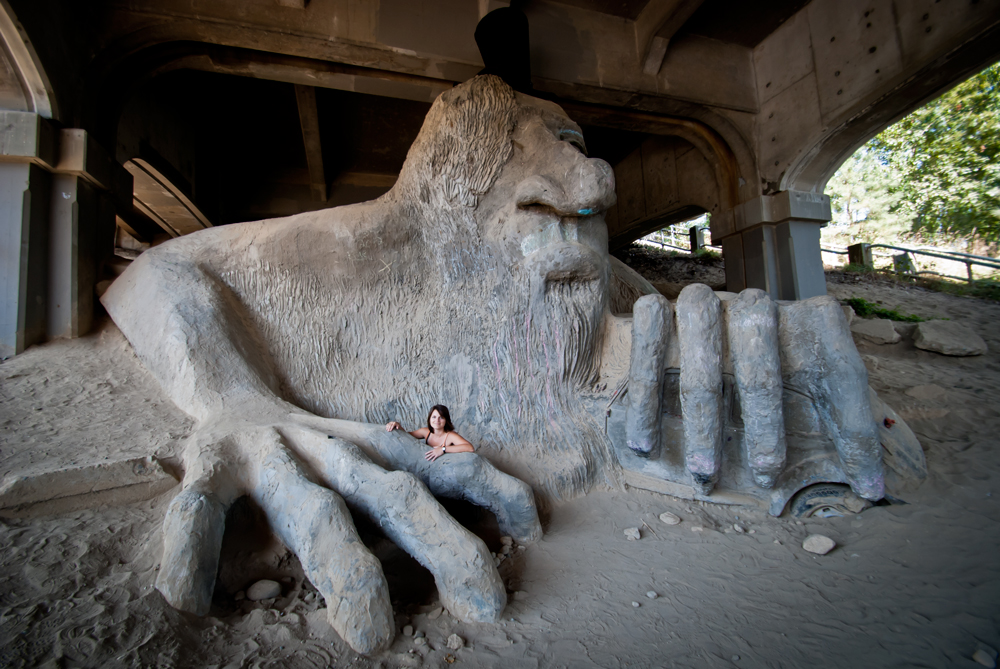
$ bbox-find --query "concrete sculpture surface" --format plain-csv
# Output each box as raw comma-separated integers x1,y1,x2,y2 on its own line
103,75,914,654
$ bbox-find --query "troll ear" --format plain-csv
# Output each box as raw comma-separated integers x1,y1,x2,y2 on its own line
398,75,517,209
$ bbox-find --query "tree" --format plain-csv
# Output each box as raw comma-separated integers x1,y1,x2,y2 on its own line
873,62,1000,244
826,144,905,244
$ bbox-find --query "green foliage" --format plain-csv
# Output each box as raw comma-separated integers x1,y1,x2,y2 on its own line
826,147,907,243
874,62,1000,243
693,248,722,263
844,297,925,322
825,62,1000,245
842,262,877,275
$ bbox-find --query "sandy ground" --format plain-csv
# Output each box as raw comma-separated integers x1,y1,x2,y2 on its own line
1,270,998,669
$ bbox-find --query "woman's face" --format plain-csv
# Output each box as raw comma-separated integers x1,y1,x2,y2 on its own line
429,410,446,431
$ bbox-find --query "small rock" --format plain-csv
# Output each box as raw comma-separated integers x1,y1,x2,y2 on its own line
500,544,511,555
749,529,756,534
415,630,425,638
518,545,526,551
631,601,640,608
773,540,781,545
646,591,657,599
414,637,427,647
247,579,281,602
914,320,987,356
234,590,245,602
732,654,741,662
624,527,641,541
802,534,836,555
659,511,681,525
303,592,315,604
841,305,855,326
428,607,443,620
851,318,901,345
691,525,705,533
447,634,465,650
733,524,746,533
974,643,998,668
403,625,413,637
501,536,513,546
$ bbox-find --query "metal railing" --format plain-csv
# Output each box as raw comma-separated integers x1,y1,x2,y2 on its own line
823,242,1000,284
640,222,721,254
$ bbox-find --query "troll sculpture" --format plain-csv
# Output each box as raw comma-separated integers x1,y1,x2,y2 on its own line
103,76,917,654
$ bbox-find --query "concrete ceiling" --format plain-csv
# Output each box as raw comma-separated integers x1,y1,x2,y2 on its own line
549,0,652,20
679,0,811,47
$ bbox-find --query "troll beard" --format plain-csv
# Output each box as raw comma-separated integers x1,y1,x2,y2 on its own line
448,253,616,502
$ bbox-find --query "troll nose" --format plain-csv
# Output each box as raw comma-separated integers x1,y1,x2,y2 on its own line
515,157,617,216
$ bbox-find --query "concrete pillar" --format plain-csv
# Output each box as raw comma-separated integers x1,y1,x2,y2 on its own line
0,162,51,358
710,190,831,300
0,113,128,357
0,111,57,358
48,174,115,339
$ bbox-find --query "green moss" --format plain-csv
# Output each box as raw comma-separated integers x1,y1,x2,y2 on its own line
693,248,722,263
844,297,925,322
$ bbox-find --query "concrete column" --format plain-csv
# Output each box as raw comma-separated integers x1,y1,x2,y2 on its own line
48,174,115,339
0,114,129,356
0,111,57,358
711,190,831,300
0,162,51,358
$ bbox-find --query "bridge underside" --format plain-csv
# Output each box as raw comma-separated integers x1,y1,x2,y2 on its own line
1,0,998,355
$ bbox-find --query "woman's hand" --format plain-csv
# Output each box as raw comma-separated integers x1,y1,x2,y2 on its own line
385,421,402,432
424,446,445,462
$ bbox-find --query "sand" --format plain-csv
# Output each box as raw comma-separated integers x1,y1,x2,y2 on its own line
1,271,998,668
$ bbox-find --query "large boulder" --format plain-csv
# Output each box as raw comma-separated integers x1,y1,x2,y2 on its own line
913,320,987,356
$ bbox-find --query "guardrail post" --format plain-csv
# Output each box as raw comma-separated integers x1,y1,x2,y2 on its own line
689,226,704,252
966,262,974,284
847,243,872,268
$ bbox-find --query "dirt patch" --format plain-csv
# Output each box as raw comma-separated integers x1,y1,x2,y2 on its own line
614,243,726,298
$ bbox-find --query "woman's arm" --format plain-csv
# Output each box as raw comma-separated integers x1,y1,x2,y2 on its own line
385,422,429,439
424,432,474,461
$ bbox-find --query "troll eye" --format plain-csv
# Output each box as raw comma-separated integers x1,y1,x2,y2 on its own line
559,129,587,155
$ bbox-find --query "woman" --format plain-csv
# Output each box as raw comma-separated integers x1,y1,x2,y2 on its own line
385,404,475,462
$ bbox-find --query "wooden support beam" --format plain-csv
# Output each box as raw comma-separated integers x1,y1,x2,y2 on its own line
293,84,327,202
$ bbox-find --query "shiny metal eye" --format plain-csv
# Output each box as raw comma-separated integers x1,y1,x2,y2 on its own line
559,128,587,155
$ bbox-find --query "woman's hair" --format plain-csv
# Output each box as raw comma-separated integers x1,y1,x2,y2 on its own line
427,404,455,433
